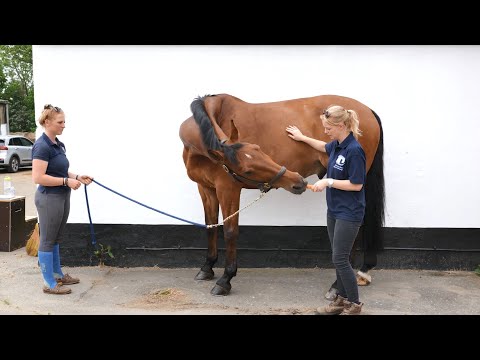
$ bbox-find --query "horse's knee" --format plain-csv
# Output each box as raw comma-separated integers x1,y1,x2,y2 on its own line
223,229,239,241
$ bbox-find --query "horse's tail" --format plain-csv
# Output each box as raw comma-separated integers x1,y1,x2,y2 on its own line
363,109,385,257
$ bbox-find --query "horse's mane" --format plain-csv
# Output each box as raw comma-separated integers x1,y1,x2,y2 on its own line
190,95,241,165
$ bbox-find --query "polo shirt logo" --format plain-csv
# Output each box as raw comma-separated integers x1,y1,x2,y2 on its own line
334,155,345,171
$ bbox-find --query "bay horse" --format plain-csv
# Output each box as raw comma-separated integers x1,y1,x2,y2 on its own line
179,94,385,296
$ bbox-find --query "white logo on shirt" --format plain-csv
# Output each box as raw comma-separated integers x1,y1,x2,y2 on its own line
334,155,345,171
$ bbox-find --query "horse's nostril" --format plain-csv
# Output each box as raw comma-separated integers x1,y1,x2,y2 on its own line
297,178,308,188
293,180,308,191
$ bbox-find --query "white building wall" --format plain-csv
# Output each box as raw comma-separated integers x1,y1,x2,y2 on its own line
32,45,480,228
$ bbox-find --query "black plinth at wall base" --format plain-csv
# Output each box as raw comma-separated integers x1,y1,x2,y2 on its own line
0,196,26,252
61,224,480,271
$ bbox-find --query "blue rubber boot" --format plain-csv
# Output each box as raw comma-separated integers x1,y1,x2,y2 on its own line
52,244,65,280
37,251,57,289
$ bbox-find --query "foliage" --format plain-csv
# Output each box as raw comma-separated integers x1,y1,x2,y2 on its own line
93,243,115,266
0,45,35,132
475,265,480,276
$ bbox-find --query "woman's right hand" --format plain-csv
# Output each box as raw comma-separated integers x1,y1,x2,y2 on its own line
286,125,304,141
77,175,94,185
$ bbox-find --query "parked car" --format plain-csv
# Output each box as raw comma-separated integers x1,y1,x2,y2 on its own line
0,135,34,173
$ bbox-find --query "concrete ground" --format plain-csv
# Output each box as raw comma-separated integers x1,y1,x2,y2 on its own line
1,247,479,315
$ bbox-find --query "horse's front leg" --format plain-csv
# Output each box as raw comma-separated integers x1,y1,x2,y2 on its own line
210,187,241,296
194,184,219,281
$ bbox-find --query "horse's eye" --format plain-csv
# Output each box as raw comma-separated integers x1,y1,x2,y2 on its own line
244,171,253,176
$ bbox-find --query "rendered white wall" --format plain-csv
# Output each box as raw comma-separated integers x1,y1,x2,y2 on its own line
32,45,480,228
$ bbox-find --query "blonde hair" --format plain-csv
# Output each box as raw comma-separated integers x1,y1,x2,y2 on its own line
320,104,362,139
38,104,63,126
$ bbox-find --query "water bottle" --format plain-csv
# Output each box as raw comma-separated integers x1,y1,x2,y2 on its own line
3,176,15,197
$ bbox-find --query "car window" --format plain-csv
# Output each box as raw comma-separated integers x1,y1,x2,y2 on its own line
19,137,33,146
0,139,4,146
10,138,22,146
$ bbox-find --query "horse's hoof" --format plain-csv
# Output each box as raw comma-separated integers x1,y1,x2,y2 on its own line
195,270,214,281
356,271,372,286
324,286,338,301
210,284,230,296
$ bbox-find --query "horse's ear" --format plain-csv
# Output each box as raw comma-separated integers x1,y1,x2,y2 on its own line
208,149,225,163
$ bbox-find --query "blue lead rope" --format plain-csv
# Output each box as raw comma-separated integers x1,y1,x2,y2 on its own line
84,179,207,246
84,184,98,245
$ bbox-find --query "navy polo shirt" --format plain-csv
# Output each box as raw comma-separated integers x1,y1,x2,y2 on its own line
32,133,70,194
325,132,366,223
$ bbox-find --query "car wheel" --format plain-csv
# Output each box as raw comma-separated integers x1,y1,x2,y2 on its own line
8,156,19,173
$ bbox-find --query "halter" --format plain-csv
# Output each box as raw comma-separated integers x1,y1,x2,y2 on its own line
222,164,287,193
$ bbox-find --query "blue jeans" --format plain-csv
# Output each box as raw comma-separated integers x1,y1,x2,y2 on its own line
327,215,362,304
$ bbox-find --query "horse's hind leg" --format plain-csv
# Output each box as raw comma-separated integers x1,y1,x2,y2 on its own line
356,245,376,286
194,185,219,281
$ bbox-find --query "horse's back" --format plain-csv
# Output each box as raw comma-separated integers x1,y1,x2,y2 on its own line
210,94,377,139
204,94,380,174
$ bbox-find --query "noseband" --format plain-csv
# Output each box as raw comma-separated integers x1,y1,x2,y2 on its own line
222,164,287,193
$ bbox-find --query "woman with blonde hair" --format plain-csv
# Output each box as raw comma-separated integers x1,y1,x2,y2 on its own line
32,104,93,294
286,104,366,315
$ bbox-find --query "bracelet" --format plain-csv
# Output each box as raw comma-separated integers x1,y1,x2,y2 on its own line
64,177,69,187
75,174,79,180
62,177,66,186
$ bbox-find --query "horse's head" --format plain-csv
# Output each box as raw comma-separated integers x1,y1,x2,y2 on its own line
208,142,308,194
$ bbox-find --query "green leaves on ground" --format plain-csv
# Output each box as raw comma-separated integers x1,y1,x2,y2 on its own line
93,243,115,266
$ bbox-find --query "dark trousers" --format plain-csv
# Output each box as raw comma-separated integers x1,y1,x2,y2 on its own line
327,215,362,304
35,190,71,252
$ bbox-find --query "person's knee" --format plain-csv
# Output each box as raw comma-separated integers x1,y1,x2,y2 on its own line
39,243,55,252
332,254,351,268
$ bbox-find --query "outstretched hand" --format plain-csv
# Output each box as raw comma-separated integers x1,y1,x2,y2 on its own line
286,125,304,141
310,179,328,192
77,175,94,185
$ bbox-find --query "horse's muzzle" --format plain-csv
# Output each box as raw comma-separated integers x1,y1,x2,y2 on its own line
291,177,308,194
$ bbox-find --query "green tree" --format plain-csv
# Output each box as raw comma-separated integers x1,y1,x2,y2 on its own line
0,45,35,132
